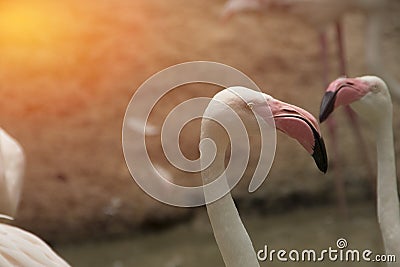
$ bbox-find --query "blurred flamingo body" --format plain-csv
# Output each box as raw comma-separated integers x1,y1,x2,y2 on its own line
201,87,327,266
364,10,400,101
0,223,71,267
0,128,70,267
222,0,400,100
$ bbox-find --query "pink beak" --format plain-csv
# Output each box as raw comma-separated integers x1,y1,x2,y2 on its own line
320,77,370,122
254,97,328,173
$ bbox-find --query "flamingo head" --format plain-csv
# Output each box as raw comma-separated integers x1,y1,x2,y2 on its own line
319,76,391,123
213,87,328,173
265,95,328,173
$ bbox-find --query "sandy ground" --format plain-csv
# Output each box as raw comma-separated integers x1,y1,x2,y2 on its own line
0,0,399,243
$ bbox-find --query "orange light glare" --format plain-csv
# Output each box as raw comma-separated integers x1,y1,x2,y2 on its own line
0,2,72,44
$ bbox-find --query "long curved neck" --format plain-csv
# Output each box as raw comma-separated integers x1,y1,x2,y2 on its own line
201,123,260,267
0,130,23,220
375,106,400,259
0,139,13,219
0,175,14,219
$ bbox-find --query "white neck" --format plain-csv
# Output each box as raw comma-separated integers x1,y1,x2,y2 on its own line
0,138,13,219
0,129,24,220
375,107,400,259
0,179,14,219
201,123,260,267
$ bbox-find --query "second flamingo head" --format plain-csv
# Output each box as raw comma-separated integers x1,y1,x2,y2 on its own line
320,76,391,124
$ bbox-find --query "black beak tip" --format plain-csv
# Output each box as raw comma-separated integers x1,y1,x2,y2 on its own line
319,91,336,123
312,136,328,173
319,112,328,124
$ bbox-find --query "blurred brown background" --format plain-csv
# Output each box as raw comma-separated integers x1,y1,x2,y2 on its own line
0,0,399,246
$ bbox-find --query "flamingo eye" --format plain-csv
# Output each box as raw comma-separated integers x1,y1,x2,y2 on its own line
371,85,380,93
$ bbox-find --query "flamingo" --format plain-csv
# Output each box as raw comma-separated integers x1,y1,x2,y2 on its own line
0,128,70,267
201,87,327,266
220,0,400,214
319,76,400,259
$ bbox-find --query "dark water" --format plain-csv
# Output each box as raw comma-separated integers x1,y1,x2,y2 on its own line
57,203,390,267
